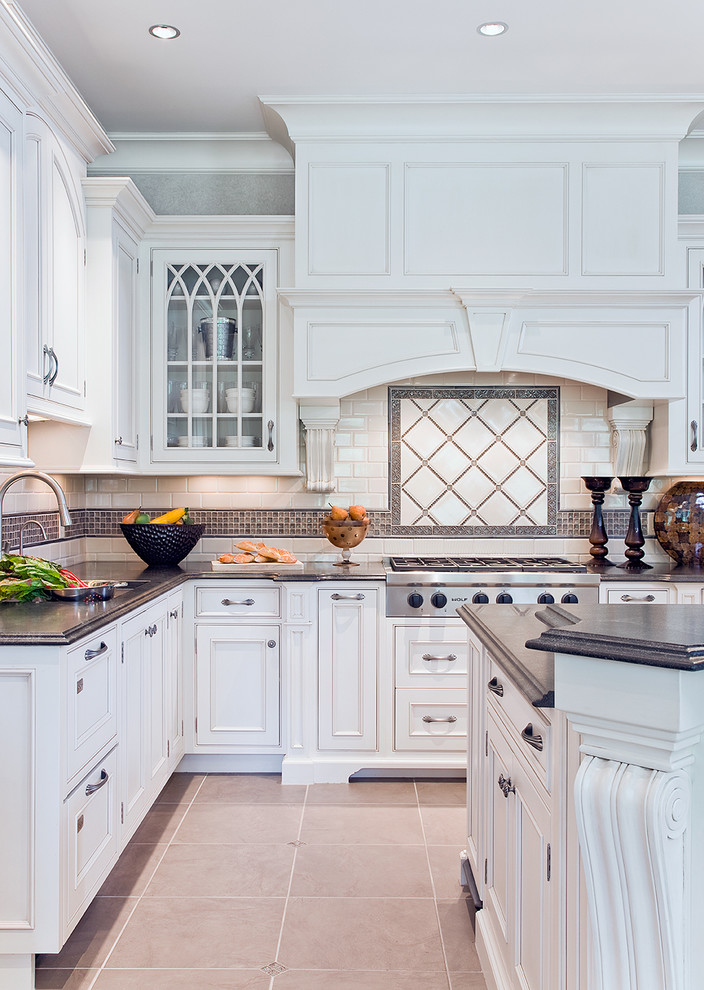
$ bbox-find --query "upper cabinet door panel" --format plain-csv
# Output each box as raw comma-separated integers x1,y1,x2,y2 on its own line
49,155,85,406
24,115,86,415
405,163,568,277
0,87,27,465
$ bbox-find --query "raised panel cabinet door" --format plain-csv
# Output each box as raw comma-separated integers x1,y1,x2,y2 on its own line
113,223,139,463
513,759,552,990
195,624,280,748
484,712,515,985
48,152,85,408
317,587,378,751
166,592,184,763
120,612,149,836
0,86,26,463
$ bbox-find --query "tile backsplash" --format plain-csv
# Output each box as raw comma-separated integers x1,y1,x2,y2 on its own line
4,371,678,566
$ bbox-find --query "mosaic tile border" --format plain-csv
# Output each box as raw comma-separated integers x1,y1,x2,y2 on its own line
389,385,559,535
2,506,632,549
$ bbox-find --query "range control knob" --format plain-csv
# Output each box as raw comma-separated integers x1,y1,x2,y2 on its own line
407,592,424,609
431,592,447,608
496,592,514,604
472,592,489,604
537,592,555,604
561,592,579,604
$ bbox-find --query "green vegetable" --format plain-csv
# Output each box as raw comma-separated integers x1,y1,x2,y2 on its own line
0,554,71,602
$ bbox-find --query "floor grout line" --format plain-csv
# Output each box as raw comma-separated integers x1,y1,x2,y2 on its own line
268,781,309,985
83,773,209,990
414,780,454,990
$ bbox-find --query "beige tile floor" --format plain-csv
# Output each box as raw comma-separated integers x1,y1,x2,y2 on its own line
36,774,487,990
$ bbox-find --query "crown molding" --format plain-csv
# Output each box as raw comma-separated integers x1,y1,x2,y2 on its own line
0,1,113,161
261,95,704,150
89,132,294,174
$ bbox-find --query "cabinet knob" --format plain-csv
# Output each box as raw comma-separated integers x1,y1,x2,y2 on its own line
267,640,277,648
114,436,123,445
498,773,515,797
169,609,180,618
18,414,29,427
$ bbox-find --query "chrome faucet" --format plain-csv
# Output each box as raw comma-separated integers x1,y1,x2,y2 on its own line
0,471,72,555
19,519,48,555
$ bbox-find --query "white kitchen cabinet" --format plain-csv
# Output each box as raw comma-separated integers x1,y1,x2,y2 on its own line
24,112,87,420
484,707,553,990
189,582,282,753
317,585,378,751
141,234,298,475
194,623,281,748
0,81,30,466
63,746,119,935
466,627,488,895
64,628,119,789
120,597,171,840
392,620,468,753
29,178,153,472
598,581,674,604
166,590,185,764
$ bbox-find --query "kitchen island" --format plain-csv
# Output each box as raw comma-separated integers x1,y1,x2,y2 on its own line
458,602,704,990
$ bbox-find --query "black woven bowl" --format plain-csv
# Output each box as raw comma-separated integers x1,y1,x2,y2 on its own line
120,523,205,566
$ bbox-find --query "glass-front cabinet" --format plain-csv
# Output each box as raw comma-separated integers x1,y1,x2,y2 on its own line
151,249,279,466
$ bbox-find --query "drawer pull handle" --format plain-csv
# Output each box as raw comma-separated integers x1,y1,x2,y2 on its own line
221,598,255,607
521,723,544,751
488,676,504,697
84,642,108,661
422,653,458,662
498,773,515,797
620,593,655,603
85,769,109,796
422,714,457,723
331,593,365,601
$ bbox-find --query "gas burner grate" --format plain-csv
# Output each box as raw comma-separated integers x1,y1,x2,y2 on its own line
388,555,586,573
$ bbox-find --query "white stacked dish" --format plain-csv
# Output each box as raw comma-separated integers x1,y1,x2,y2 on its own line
225,387,255,413
225,435,258,447
180,388,210,413
178,435,207,447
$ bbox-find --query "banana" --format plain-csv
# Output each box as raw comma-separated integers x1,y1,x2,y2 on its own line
150,506,187,525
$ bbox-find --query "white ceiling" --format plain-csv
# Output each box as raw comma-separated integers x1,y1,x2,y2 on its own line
14,0,704,137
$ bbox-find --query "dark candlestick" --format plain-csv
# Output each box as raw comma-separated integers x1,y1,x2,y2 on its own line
617,476,652,569
582,476,614,566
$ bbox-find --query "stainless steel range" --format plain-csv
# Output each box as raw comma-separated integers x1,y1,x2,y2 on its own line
385,555,599,617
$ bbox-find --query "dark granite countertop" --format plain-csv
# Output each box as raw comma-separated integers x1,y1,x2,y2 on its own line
0,559,385,646
458,601,704,710
457,603,561,708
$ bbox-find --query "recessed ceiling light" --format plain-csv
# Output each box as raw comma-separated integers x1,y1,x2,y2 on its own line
477,22,508,37
148,24,180,40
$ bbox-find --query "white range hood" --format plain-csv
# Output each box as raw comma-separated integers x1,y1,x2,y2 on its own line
262,96,704,485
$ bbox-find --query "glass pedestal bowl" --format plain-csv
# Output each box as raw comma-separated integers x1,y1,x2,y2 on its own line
322,517,370,566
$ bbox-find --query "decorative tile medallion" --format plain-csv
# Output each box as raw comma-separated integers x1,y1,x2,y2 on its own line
389,386,559,535
261,961,288,976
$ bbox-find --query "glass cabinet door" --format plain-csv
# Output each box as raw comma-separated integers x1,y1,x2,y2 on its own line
152,250,277,463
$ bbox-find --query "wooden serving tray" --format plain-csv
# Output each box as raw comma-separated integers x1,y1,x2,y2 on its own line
211,559,304,571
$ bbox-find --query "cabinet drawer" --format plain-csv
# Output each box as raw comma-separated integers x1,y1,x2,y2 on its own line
601,583,672,604
394,624,468,687
195,584,281,618
64,747,119,935
394,689,467,751
487,660,551,791
65,627,118,787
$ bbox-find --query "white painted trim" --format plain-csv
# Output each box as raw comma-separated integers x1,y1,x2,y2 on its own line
90,132,294,174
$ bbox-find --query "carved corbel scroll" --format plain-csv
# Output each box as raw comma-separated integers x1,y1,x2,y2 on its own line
607,400,654,476
299,401,340,493
574,757,689,990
